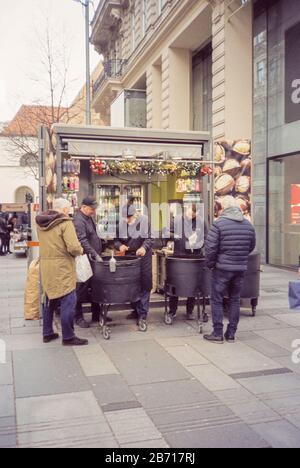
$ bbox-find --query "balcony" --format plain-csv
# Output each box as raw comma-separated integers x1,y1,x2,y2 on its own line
91,0,124,54
92,59,128,98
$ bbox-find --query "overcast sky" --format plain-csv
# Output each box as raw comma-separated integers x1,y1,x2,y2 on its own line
0,0,101,122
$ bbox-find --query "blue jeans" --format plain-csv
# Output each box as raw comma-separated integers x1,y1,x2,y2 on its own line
133,291,150,319
211,269,245,337
43,291,76,341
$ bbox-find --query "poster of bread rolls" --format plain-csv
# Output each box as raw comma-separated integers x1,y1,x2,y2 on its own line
214,140,252,221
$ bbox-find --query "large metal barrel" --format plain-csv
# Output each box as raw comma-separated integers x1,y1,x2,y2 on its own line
241,251,261,299
166,255,210,297
92,256,142,304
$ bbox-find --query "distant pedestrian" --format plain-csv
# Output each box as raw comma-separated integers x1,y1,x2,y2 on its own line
36,198,88,346
204,198,256,343
0,215,7,256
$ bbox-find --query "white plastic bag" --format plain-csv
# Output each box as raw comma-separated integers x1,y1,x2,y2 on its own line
76,254,93,283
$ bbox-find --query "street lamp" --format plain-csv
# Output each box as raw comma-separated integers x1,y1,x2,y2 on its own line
73,0,92,125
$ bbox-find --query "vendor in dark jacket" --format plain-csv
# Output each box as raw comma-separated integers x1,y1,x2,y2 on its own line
169,204,207,320
115,202,153,326
204,199,256,344
73,196,105,328
0,215,8,256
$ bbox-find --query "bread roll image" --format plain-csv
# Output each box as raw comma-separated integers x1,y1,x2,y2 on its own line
233,140,251,156
235,176,250,194
214,143,226,164
223,159,241,178
215,174,235,196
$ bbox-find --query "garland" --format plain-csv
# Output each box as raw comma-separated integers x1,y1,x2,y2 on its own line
90,159,212,178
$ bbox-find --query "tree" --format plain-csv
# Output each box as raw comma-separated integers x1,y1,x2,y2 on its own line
3,20,86,179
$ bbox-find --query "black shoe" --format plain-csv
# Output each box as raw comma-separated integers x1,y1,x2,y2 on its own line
126,310,139,320
225,332,236,343
43,333,59,344
204,333,224,344
75,318,90,329
63,336,89,346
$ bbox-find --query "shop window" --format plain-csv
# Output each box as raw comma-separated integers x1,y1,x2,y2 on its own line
192,43,212,132
268,154,300,269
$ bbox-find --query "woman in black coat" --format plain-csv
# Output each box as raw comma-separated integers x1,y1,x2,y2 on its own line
115,204,153,322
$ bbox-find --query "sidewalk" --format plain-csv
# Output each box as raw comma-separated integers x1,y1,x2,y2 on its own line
1,255,300,448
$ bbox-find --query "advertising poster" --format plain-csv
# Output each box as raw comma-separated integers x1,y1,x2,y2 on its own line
214,140,252,221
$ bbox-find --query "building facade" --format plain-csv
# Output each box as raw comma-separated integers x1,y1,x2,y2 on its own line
90,0,300,269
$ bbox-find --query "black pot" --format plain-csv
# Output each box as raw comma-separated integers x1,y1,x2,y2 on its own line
92,256,142,304
166,255,210,297
241,252,261,299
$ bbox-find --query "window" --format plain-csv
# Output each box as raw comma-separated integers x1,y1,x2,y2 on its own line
257,60,265,85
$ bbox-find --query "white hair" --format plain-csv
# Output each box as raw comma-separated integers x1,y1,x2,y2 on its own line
53,198,71,213
222,197,239,211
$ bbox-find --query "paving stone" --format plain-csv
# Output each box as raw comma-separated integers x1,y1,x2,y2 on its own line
13,348,91,398
163,345,209,367
0,417,17,448
251,420,300,448
164,423,270,448
237,373,300,397
74,344,118,377
0,385,15,418
121,439,169,448
186,337,280,375
0,355,13,385
255,328,300,352
237,316,284,332
103,340,191,385
274,313,300,327
16,391,117,448
132,379,215,410
90,375,137,407
242,337,291,358
105,408,164,445
188,364,240,391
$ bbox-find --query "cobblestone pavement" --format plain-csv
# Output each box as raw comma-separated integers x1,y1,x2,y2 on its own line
1,255,300,448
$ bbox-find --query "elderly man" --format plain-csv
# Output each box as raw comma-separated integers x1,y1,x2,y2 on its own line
73,196,106,328
36,198,88,346
204,198,256,344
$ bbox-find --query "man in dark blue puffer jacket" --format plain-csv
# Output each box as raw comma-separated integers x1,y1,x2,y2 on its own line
204,200,256,343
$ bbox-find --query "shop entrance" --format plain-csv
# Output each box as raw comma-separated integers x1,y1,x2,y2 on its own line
268,153,300,269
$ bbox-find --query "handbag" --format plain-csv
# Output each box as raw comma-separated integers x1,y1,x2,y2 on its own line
289,280,300,310
76,254,93,283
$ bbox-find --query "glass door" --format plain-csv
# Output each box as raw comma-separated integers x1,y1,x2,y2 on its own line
268,154,300,268
96,185,121,238
123,185,144,213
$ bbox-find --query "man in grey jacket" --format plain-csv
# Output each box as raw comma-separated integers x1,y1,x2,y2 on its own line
204,198,256,344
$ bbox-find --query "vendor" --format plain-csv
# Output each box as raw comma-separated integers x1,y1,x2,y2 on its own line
115,201,153,327
169,204,207,321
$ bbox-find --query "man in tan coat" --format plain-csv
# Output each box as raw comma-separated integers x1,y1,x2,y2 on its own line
36,198,88,346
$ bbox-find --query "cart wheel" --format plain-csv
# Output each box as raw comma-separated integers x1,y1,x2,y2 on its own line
203,313,209,324
103,327,111,340
138,319,148,332
99,317,105,328
252,307,257,317
198,324,203,335
165,314,173,326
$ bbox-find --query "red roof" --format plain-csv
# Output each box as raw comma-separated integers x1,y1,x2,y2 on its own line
1,105,69,137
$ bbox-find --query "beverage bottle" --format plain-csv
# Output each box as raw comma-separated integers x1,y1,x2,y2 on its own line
109,252,117,273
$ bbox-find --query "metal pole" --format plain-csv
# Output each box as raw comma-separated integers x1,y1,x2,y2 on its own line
85,0,91,125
